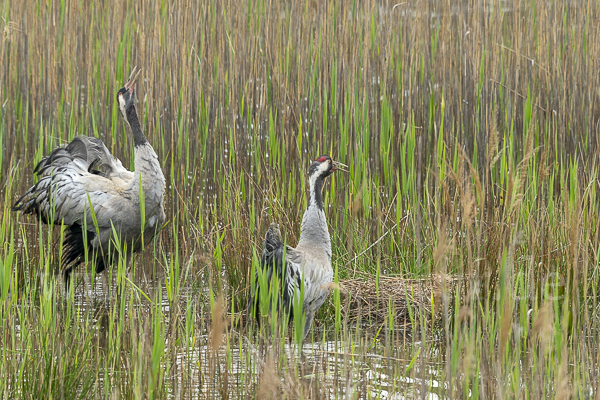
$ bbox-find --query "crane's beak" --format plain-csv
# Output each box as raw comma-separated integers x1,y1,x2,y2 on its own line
125,66,142,92
332,161,349,172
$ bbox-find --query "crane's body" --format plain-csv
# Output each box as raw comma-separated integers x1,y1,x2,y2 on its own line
249,156,346,339
13,68,165,284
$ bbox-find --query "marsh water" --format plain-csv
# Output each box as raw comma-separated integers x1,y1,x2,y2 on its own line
54,269,447,399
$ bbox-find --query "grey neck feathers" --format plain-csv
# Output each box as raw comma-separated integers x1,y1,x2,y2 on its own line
131,142,165,208
296,175,332,259
128,110,164,195
126,105,148,147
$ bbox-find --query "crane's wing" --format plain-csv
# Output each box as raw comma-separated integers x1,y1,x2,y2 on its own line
35,135,133,181
248,223,304,322
13,168,131,227
12,135,137,231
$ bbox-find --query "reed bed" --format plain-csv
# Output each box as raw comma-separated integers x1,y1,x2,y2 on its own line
340,274,463,329
1,0,600,398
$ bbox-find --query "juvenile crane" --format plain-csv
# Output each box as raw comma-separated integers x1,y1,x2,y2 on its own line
248,155,347,340
12,68,166,285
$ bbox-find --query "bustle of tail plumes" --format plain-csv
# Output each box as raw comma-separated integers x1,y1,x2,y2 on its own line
11,177,50,217
247,223,293,323
11,149,73,224
263,223,284,255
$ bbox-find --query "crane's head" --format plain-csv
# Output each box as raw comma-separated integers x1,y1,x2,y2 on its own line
308,155,348,180
117,67,142,121
307,156,348,208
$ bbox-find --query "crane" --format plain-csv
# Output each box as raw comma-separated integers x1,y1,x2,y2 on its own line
12,67,166,286
248,155,347,340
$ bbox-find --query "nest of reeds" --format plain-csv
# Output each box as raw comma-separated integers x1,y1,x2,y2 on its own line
338,274,463,330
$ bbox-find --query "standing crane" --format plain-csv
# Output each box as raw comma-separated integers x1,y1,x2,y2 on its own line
12,67,166,285
248,155,347,340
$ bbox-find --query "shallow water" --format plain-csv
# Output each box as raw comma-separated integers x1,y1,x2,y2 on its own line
60,271,447,399
168,337,445,399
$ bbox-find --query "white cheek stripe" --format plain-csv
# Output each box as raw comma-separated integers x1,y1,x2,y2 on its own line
118,95,127,115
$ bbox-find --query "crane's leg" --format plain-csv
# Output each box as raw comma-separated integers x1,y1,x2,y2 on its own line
64,265,75,289
92,257,110,300
95,257,106,274
63,259,86,290
303,311,315,341
122,253,134,285
126,253,133,274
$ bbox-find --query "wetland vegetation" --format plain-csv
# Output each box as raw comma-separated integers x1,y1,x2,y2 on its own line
1,0,600,398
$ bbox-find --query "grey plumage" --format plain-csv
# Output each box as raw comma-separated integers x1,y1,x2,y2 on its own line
12,67,166,285
248,155,347,339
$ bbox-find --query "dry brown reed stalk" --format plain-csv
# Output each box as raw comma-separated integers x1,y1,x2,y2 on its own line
433,225,452,269
2,19,19,43
339,274,463,328
256,353,280,400
210,294,227,352
532,301,554,354
556,345,571,400
499,297,514,357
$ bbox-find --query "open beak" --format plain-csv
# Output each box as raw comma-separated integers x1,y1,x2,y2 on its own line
124,66,142,92
332,160,349,172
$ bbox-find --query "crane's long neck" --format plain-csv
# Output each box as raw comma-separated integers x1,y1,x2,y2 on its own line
126,105,165,202
126,105,148,147
296,174,332,259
